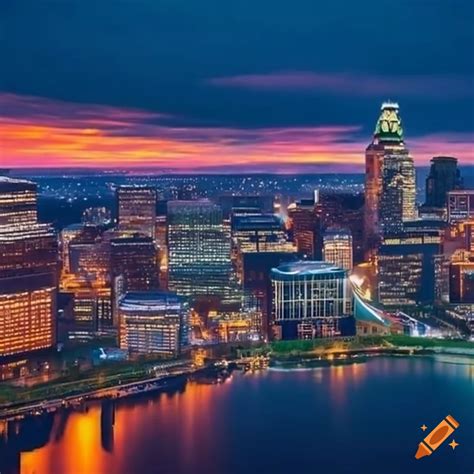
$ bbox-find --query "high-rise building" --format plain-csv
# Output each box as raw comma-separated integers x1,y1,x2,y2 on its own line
232,214,296,254
271,261,354,340
319,192,364,263
118,291,188,356
377,229,443,308
167,200,238,305
448,190,474,224
425,156,462,209
110,235,158,292
449,250,474,304
241,251,297,340
323,229,353,271
60,226,114,332
287,194,320,258
0,177,58,358
379,152,417,235
117,185,157,239
364,102,416,250
218,195,274,219
60,223,84,274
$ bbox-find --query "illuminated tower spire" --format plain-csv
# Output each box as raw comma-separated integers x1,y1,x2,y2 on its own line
364,102,416,254
374,102,404,143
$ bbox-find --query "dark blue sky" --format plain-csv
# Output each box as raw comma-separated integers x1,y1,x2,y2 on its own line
1,0,473,170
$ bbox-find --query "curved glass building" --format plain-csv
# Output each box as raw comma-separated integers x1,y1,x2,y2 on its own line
118,291,189,356
271,261,354,340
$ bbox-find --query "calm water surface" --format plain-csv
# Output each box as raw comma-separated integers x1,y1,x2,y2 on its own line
1,356,473,474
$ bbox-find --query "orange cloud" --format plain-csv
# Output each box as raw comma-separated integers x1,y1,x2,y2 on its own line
0,93,472,172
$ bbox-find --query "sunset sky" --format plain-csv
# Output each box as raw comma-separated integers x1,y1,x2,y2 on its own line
1,0,473,172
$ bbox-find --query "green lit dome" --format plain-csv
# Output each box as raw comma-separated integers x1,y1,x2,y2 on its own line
374,101,404,143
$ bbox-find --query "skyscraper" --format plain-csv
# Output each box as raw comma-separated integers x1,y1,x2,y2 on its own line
0,177,58,358
449,250,474,304
425,156,462,208
364,102,416,249
232,214,295,254
167,200,238,305
287,194,320,258
323,229,353,271
378,230,443,308
379,152,417,235
110,235,158,292
117,185,157,239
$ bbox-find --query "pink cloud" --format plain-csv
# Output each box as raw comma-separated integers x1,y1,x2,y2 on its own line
208,72,474,98
0,93,472,172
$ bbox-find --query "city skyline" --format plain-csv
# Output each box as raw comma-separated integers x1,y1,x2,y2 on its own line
1,0,473,172
1,2,473,473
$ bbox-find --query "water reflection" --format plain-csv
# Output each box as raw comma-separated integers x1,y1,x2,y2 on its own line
1,357,472,474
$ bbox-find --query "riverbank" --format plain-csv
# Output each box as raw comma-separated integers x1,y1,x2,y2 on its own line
0,359,201,418
269,335,474,360
2,335,473,420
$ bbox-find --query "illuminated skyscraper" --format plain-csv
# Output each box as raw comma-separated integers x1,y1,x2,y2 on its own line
0,177,57,358
61,226,113,331
59,223,84,275
232,214,295,254
425,156,462,209
449,250,474,304
167,200,238,305
118,291,188,356
379,152,417,234
323,229,353,271
110,235,158,292
287,193,320,258
364,102,416,249
378,230,442,308
117,185,157,239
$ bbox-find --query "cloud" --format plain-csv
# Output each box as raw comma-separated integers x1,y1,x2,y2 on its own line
0,93,472,172
208,72,474,99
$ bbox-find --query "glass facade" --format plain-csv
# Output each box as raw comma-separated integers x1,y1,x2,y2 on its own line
364,103,416,250
167,200,238,305
118,291,189,356
271,261,354,340
379,151,417,235
323,229,353,271
378,231,442,307
0,177,57,358
117,185,157,239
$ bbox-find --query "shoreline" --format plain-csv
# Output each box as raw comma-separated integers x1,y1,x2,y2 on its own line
270,345,474,362
1,344,473,421
0,364,215,421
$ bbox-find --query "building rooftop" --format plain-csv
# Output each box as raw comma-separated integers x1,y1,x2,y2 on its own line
0,176,36,189
232,214,282,230
448,189,474,195
271,260,345,277
120,291,185,311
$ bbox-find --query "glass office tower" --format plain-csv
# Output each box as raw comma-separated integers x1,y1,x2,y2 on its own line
0,177,58,358
167,200,238,305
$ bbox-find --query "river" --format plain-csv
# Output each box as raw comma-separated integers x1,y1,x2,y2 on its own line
1,355,473,474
